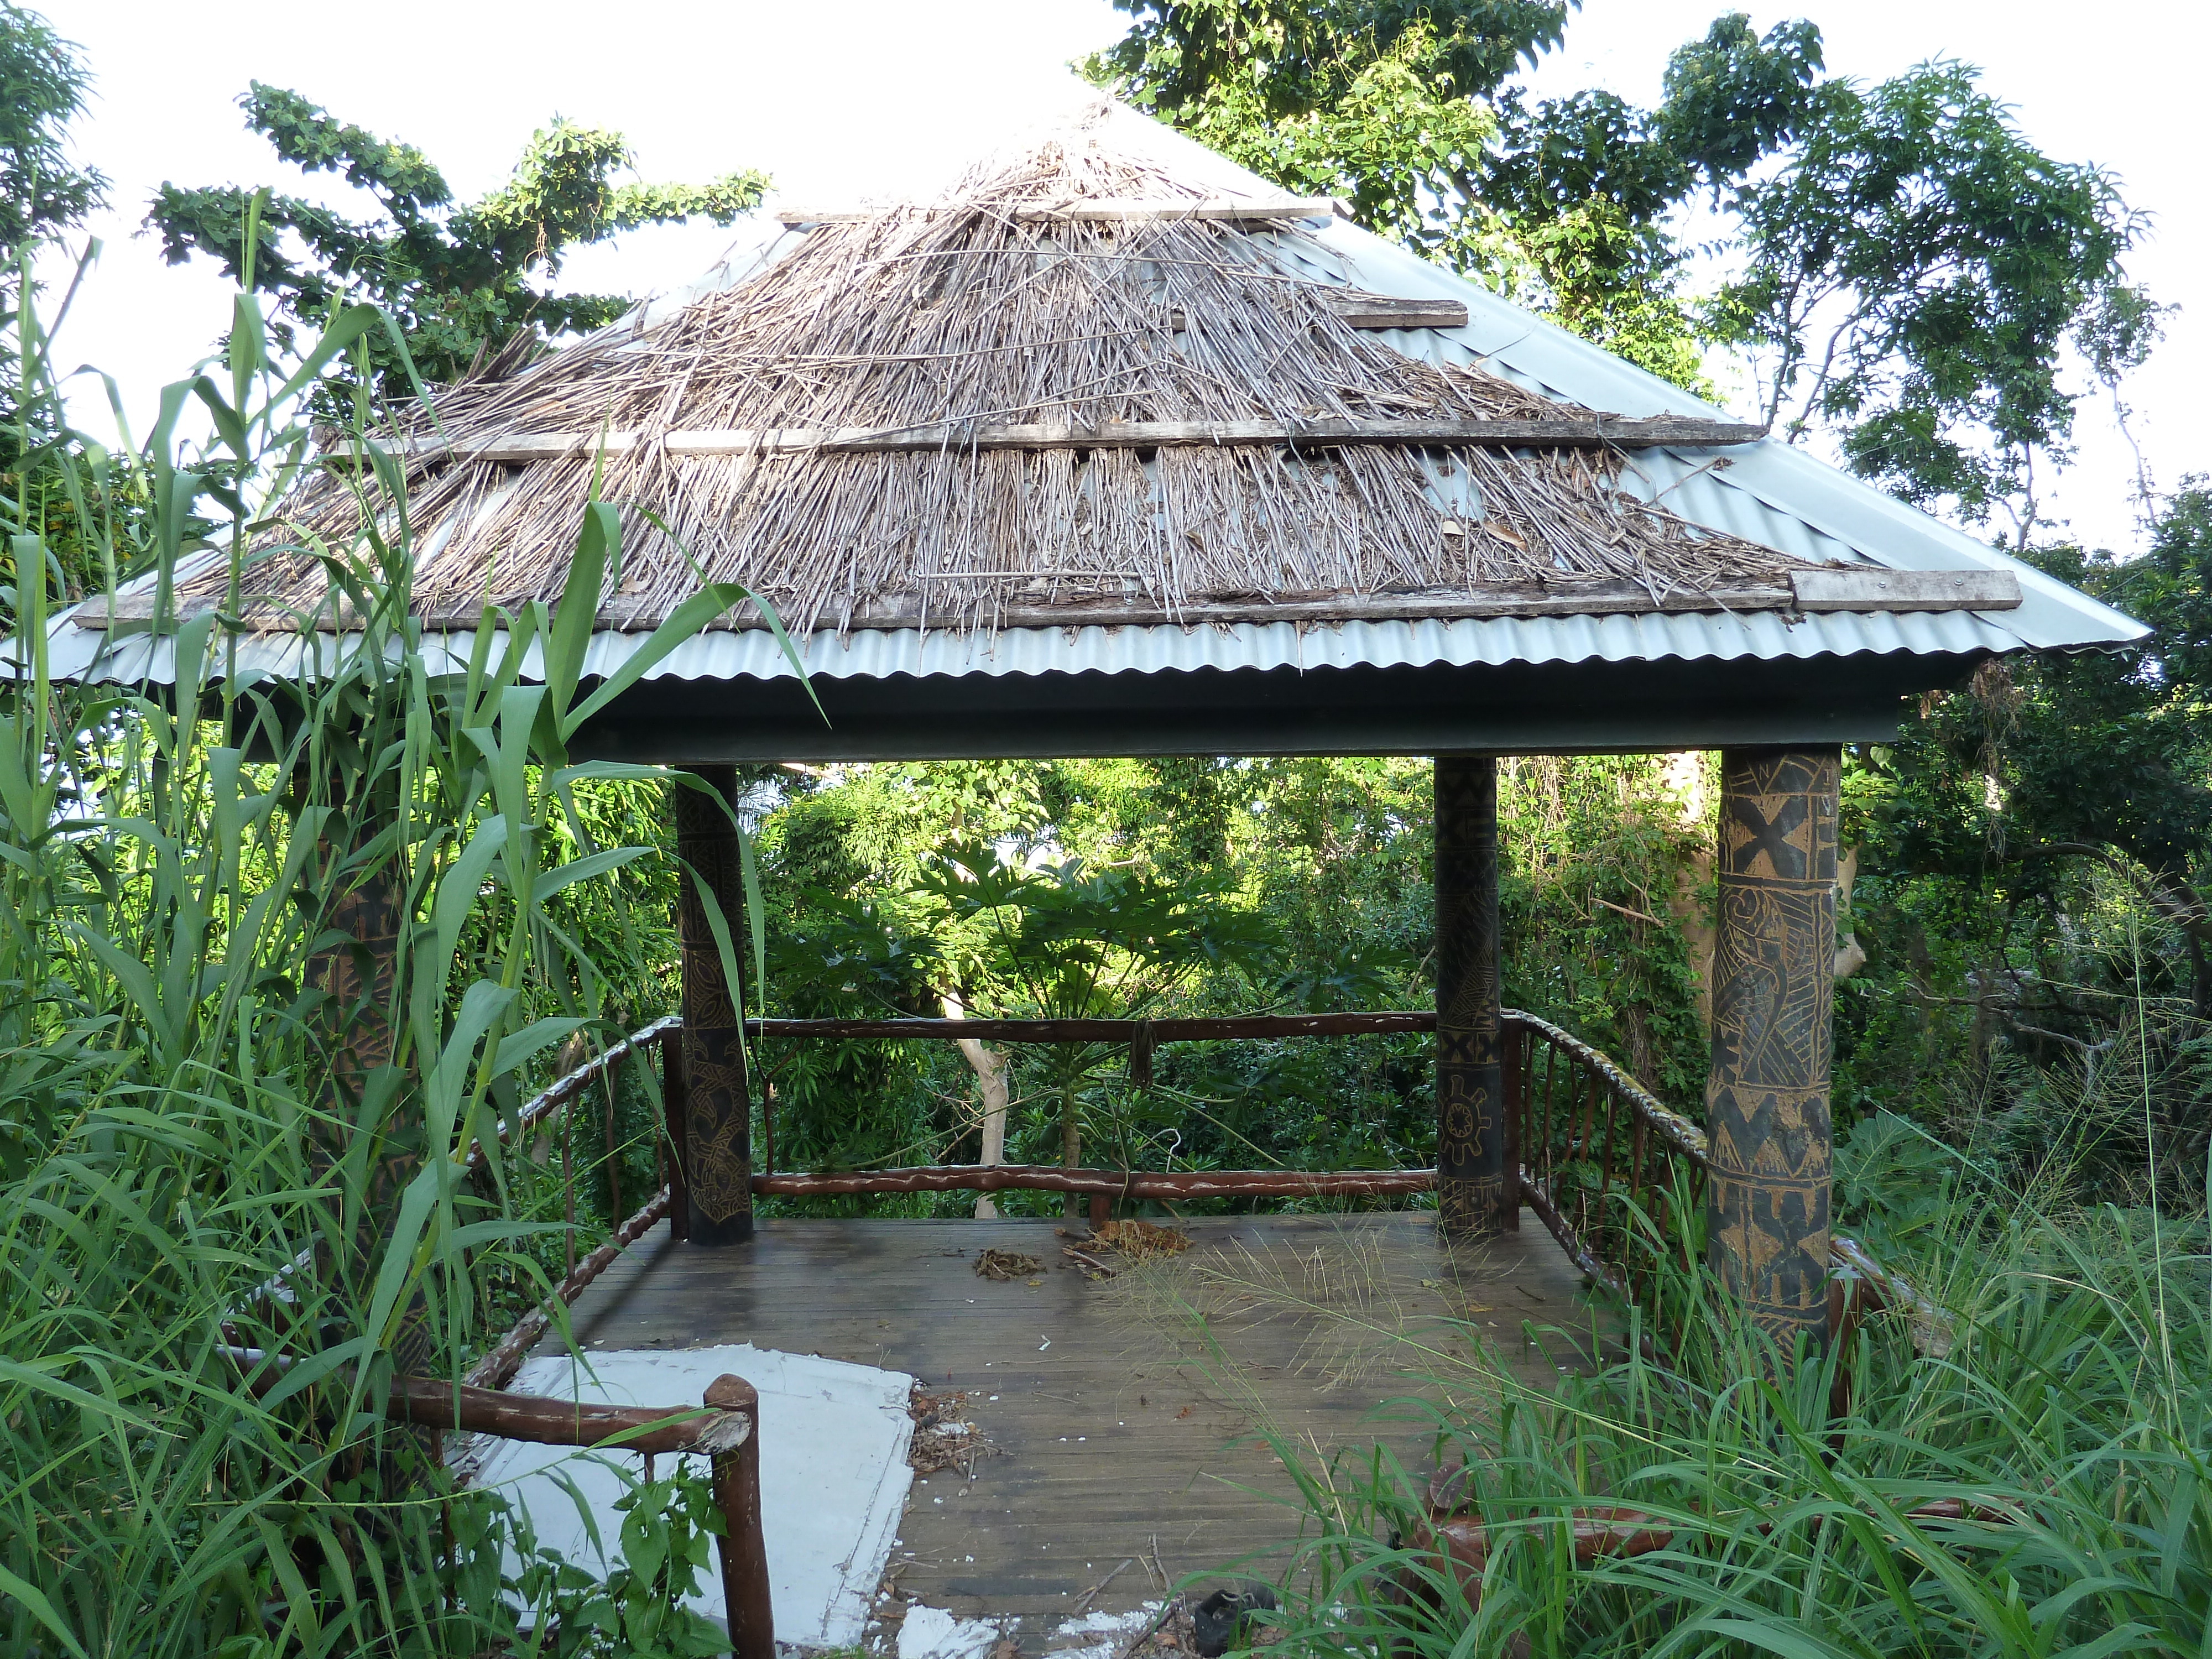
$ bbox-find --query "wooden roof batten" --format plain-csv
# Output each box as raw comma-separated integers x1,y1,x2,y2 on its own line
79,565,2021,636
775,194,1345,225
380,414,1770,466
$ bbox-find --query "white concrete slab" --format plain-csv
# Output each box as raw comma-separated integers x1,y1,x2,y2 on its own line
471,1343,916,1647
898,1604,1003,1659
893,1600,1165,1659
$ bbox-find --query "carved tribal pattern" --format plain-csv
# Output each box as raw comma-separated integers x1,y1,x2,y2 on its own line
1435,756,1511,1237
677,771,755,1236
1704,748,1838,1344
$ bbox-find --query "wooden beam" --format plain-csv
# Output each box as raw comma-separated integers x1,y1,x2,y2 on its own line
1170,294,1473,330
742,1011,1434,1044
748,1164,1436,1199
1790,566,2020,611
362,414,1768,466
71,561,2021,639
1327,294,1469,330
776,196,1343,226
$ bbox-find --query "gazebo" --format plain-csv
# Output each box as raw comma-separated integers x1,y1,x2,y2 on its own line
49,100,2140,1635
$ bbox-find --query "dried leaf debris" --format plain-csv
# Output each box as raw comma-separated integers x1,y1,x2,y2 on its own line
973,1248,1044,1281
1088,1218,1192,1260
906,1385,999,1477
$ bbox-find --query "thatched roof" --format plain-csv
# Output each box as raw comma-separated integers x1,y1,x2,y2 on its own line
194,112,1818,639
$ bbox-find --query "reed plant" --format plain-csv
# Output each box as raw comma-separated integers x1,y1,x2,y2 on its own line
0,274,770,1655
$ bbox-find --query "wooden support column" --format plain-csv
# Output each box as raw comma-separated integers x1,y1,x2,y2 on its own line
675,767,754,1245
1704,748,1838,1345
1434,755,1514,1237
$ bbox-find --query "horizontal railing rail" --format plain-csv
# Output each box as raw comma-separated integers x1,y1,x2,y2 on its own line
533,1011,1943,1354
750,1164,1435,1198
742,1011,1435,1043
223,1336,772,1659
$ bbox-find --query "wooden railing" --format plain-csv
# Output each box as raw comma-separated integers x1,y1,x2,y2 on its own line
1504,1010,1949,1353
518,1010,1939,1348
223,1333,773,1659
1504,1009,1709,1300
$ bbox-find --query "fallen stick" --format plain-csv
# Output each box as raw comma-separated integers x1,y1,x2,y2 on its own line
1073,1557,1136,1614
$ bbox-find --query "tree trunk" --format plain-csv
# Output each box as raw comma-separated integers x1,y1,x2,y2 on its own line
1660,752,1719,1030
1061,1079,1081,1223
1832,845,1867,980
945,992,1010,1220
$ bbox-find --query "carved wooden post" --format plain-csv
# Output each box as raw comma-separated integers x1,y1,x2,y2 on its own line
1434,755,1514,1237
675,767,754,1245
1704,748,1838,1348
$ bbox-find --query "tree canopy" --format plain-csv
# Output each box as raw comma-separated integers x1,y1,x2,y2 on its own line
149,84,769,400
0,2,102,257
1087,3,2148,541
1710,62,2153,539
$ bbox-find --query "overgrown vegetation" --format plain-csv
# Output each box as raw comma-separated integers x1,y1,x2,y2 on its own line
1234,1162,2211,1655
0,0,2204,1653
151,84,769,401
0,190,755,1659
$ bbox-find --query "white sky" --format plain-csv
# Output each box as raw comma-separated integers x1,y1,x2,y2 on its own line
37,0,2208,555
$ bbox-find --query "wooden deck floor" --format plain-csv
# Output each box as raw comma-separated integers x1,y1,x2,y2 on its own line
549,1209,1607,1645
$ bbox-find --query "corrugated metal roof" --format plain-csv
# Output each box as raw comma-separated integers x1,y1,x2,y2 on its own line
1262,204,2142,657
32,101,2143,692
38,602,2023,690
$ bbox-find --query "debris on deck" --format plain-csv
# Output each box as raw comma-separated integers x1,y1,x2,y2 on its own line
1083,1219,1191,1260
974,1248,1044,1281
908,1385,1002,1477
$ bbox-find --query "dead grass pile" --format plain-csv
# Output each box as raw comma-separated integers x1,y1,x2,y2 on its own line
972,1247,1042,1281
1088,1218,1193,1260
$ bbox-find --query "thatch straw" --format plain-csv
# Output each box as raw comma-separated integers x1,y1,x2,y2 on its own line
202,116,1806,637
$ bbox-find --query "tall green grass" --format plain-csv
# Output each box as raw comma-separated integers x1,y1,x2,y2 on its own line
0,281,765,1653
1253,1169,2210,1657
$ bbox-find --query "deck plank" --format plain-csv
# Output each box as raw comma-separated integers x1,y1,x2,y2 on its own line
545,1210,1605,1643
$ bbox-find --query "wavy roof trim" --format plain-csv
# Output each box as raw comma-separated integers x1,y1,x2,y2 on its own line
200,116,1811,639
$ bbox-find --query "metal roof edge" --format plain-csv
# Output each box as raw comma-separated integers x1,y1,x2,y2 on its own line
32,605,2020,688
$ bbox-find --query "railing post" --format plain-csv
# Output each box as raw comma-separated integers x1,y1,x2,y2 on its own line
602,1051,623,1225
1704,748,1838,1352
1502,1019,1524,1201
1434,755,1514,1237
661,1032,691,1243
703,1374,774,1659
